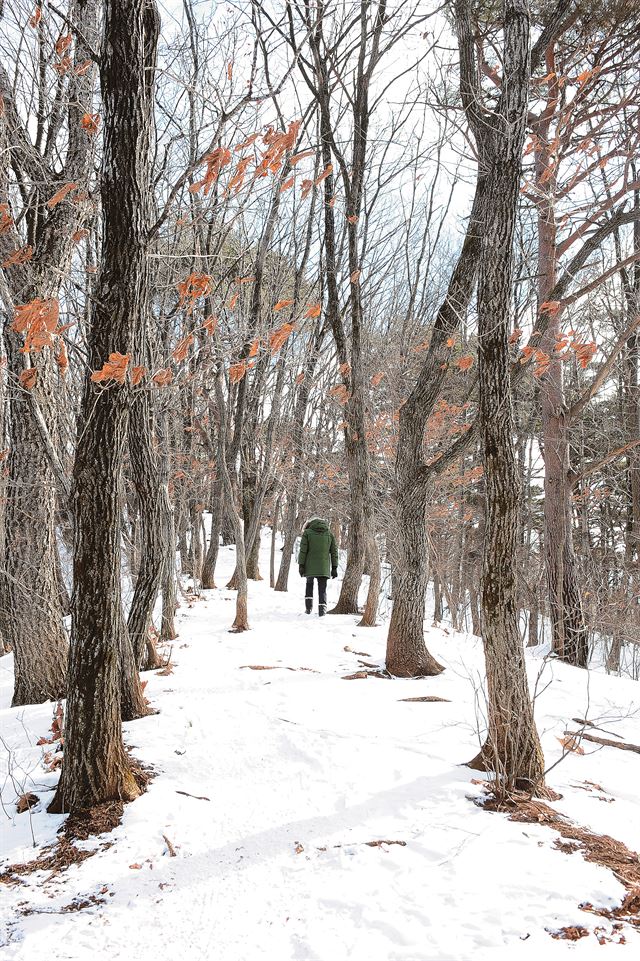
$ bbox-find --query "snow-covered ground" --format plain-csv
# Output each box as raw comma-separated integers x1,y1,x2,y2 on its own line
1,539,639,960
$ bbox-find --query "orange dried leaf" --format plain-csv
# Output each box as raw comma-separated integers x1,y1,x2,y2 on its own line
81,113,100,135
72,228,89,244
557,735,585,755
91,352,130,385
540,300,561,314
350,270,361,284
172,333,194,363
152,367,173,387
290,150,315,166
130,365,146,386
274,299,293,311
339,362,351,377
314,163,333,186
280,176,295,192
0,203,14,234
248,338,259,358
74,60,92,76
305,304,321,319
13,298,60,353
47,182,77,208
347,215,358,224
228,291,239,310
29,7,42,28
19,367,38,390
177,272,212,310
509,328,523,344
56,342,69,377
202,314,218,337
227,157,251,194
229,361,247,384
234,133,259,153
269,322,295,354
53,55,72,76
55,33,72,56
371,371,385,387
295,372,305,385
329,384,350,405
456,355,474,371
227,61,233,81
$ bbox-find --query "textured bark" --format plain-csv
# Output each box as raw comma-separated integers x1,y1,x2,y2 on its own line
51,0,160,814
385,173,488,675
275,324,325,592
201,477,223,589
533,46,589,668
358,533,381,627
214,369,249,631
386,487,444,675
161,505,179,642
269,494,282,588
127,390,166,670
0,0,100,706
456,0,545,793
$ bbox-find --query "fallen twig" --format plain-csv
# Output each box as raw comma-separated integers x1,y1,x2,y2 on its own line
175,790,211,801
565,731,640,755
162,834,177,857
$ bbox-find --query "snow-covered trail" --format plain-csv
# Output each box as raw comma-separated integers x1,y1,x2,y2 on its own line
1,541,640,960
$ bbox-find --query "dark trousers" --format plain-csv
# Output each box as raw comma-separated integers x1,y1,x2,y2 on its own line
305,576,327,612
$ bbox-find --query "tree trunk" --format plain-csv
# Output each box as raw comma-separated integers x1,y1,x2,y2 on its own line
456,0,545,794
51,0,160,814
386,487,444,675
127,390,165,670
275,495,298,592
0,0,102,706
358,532,381,627
161,504,178,642
202,478,223,589
269,494,282,589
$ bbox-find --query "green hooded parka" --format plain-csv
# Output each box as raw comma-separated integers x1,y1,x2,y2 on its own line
298,518,338,577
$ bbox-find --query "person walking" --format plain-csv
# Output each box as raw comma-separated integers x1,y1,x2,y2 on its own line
298,517,338,616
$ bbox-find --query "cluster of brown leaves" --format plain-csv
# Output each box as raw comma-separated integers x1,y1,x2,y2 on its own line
12,297,60,353
176,271,212,310
81,113,100,136
269,322,294,354
91,352,130,385
0,202,14,234
190,147,232,195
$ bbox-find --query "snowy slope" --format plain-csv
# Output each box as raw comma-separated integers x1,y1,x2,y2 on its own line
1,540,639,960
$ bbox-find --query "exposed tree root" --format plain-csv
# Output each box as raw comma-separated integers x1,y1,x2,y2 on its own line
476,792,640,937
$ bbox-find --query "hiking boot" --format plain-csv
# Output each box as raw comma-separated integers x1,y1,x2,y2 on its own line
305,598,313,614
318,604,326,617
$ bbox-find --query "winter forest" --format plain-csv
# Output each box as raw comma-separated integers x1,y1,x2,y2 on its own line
1,0,639,957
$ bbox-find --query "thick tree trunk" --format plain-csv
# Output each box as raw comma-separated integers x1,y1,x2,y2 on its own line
386,488,444,676
0,0,101,706
2,371,68,704
51,0,160,814
457,0,545,793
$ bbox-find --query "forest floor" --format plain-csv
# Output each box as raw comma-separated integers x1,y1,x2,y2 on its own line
1,540,640,960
